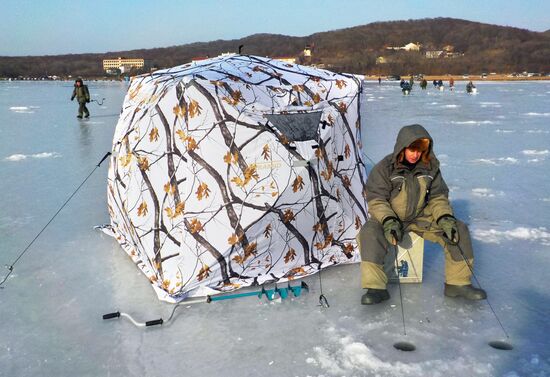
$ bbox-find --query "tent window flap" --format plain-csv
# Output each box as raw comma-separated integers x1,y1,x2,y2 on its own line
265,111,323,142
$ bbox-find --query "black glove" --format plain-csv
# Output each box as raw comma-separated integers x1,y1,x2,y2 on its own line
383,217,403,245
71,97,74,101
438,215,459,243
86,99,90,103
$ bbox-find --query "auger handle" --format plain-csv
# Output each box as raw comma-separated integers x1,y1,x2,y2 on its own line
145,318,163,327
102,311,120,320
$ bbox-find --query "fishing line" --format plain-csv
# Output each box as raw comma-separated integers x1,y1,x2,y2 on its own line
394,244,407,335
361,151,377,166
0,152,112,288
452,241,512,350
391,235,416,351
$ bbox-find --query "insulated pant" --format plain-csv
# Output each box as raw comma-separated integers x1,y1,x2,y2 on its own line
78,102,90,117
357,218,475,289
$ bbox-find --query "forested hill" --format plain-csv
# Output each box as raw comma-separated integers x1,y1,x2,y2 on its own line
1,18,549,78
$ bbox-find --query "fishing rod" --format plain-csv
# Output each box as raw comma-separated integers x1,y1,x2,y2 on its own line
0,152,112,288
391,232,416,352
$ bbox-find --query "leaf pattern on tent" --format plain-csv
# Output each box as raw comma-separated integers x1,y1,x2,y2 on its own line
107,55,367,302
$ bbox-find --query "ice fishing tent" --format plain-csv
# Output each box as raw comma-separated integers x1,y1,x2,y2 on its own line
106,54,368,302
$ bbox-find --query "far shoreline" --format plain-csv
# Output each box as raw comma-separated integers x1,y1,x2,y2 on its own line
1,73,549,82
365,74,549,82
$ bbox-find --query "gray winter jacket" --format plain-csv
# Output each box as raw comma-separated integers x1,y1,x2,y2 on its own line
365,124,453,225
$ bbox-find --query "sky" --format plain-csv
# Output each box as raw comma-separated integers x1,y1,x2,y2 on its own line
2,0,549,56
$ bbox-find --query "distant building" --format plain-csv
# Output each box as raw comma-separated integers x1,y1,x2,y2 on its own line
191,56,209,63
103,57,145,74
445,51,464,58
191,53,240,64
425,48,463,59
386,42,421,51
303,44,313,65
443,45,454,53
403,42,421,51
274,56,297,64
425,50,445,59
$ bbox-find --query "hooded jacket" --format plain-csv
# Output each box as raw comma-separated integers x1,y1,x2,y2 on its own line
365,124,453,225
71,79,90,103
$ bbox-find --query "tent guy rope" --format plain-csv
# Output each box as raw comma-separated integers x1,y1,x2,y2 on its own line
0,152,111,289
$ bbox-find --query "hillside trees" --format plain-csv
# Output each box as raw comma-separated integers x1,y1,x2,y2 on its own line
1,18,549,78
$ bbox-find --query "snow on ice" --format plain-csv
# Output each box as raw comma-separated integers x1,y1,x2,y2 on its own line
4,152,61,161
1,80,550,377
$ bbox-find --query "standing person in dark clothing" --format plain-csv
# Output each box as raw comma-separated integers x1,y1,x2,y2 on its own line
71,78,90,118
420,79,428,90
401,81,412,95
356,124,487,305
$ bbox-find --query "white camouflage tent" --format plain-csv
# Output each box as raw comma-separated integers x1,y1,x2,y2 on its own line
106,54,368,302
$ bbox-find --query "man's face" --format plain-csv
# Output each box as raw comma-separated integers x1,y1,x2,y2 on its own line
404,147,422,164
76,81,81,86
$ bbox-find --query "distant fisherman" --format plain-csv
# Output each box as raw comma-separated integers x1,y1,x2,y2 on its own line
420,79,427,90
70,78,90,119
400,80,412,95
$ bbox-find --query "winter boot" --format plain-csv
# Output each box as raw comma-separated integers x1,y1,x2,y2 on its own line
361,288,390,305
444,284,487,300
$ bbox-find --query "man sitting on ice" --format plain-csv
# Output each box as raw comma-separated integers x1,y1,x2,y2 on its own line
357,124,487,304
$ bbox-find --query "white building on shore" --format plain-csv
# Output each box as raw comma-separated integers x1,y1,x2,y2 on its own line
103,57,145,74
